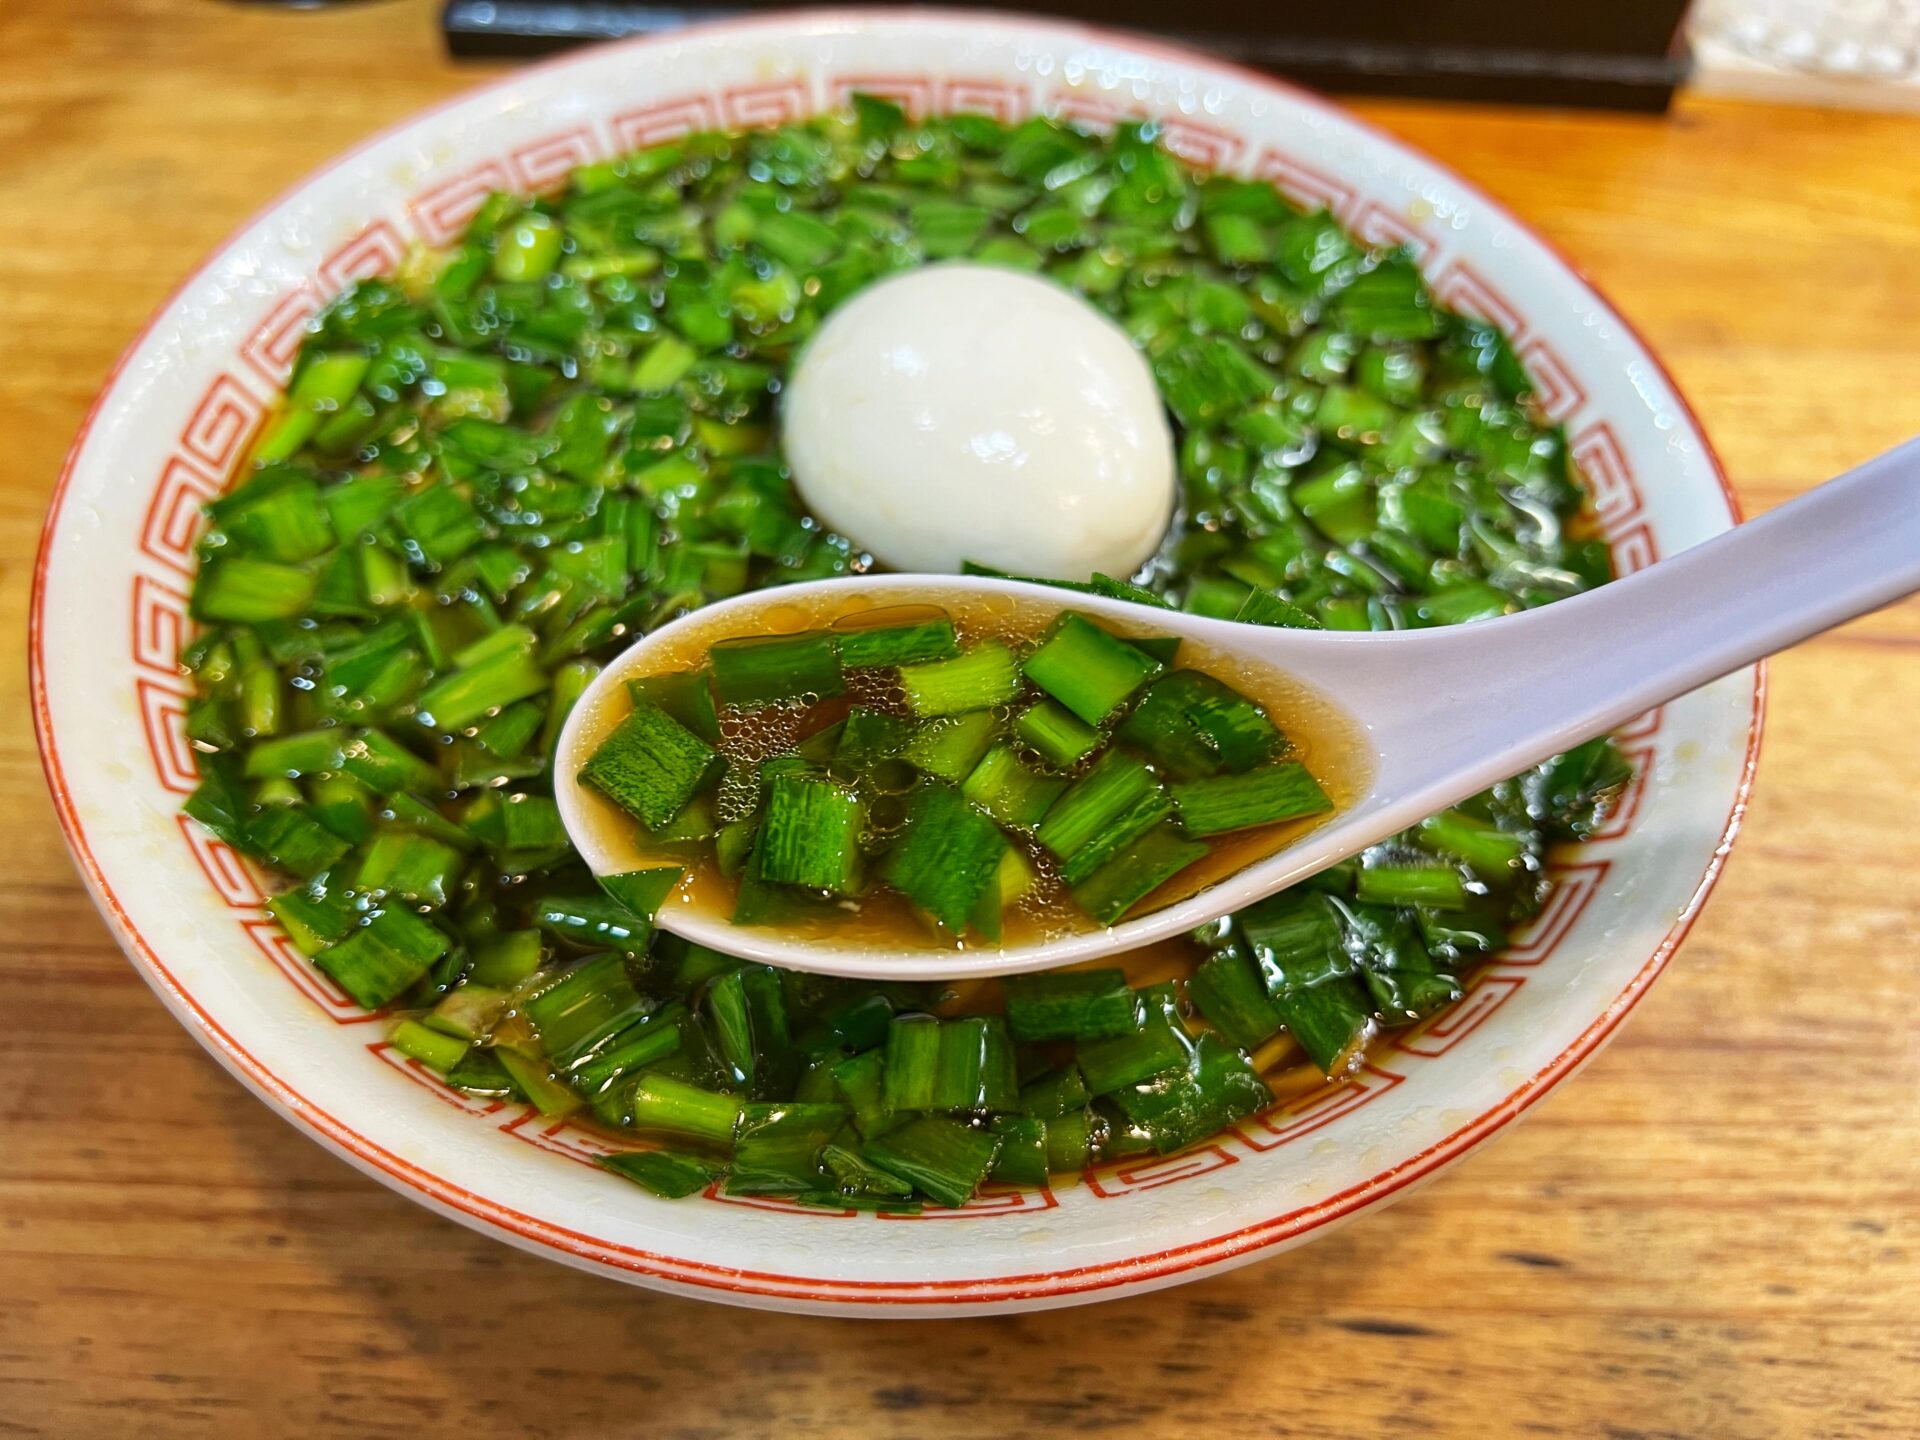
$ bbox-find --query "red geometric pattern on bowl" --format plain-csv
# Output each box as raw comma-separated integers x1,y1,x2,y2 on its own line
1347,198,1435,262
1501,858,1612,966
141,455,223,575
1517,337,1588,422
879,1185,1061,1220
1608,522,1660,575
1431,258,1527,336
136,679,197,797
1085,1144,1239,1197
499,1108,638,1169
1572,422,1643,530
1613,705,1664,744
704,1186,858,1218
1251,148,1356,216
1154,118,1245,173
1392,971,1526,1059
611,96,721,151
1038,88,1245,172
180,372,265,475
370,1040,508,1113
131,574,191,677
318,219,409,297
241,288,323,389
1043,87,1130,133
410,160,515,247
939,78,1027,123
247,919,385,1025
174,814,266,909
116,77,1674,1221
510,128,605,194
1233,1063,1408,1151
722,81,810,129
828,73,936,118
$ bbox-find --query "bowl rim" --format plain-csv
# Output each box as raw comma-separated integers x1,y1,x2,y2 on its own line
29,6,1766,1309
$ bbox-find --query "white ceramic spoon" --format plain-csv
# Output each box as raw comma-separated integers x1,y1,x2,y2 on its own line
556,437,1920,980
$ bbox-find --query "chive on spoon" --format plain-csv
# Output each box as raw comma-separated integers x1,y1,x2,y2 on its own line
557,437,1920,981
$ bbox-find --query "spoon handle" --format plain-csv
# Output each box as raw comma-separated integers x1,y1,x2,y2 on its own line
1337,436,1920,799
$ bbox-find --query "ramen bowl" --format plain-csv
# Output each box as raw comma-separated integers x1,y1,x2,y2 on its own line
30,8,1760,1315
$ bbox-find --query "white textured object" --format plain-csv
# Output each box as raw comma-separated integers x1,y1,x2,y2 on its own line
783,264,1175,578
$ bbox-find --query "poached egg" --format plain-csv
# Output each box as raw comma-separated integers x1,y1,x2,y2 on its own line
781,264,1176,580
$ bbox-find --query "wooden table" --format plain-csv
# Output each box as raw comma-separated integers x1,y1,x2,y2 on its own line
3,3,1917,1435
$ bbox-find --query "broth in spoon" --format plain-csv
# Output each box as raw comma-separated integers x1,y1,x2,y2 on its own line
563,585,1369,953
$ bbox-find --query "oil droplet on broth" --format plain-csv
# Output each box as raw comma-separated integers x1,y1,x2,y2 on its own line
568,585,1371,955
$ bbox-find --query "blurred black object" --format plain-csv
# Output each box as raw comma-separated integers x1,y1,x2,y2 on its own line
440,1,1691,110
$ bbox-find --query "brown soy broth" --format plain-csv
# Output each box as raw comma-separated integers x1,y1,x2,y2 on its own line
569,586,1370,955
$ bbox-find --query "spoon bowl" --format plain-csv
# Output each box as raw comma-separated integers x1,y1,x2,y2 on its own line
558,436,1920,980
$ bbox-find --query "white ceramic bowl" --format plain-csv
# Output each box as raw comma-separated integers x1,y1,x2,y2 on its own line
31,9,1761,1315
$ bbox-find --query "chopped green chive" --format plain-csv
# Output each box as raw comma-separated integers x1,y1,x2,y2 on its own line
242,728,343,780
1037,750,1161,862
352,828,464,906
881,782,1008,932
627,669,722,742
340,728,440,794
898,641,1022,717
961,744,1068,831
1189,943,1286,1050
835,707,912,771
597,1149,726,1199
929,1017,1019,1112
987,1115,1050,1187
1070,822,1209,924
1013,699,1101,768
426,983,509,1042
1356,863,1471,910
314,907,449,1010
1171,761,1333,836
1110,1035,1271,1154
1018,1065,1091,1119
862,1115,1000,1209
708,631,846,709
1270,981,1376,1077
572,1017,683,1096
579,701,724,829
1020,611,1163,724
1417,808,1531,872
1235,589,1325,630
883,1015,941,1112
729,1101,845,1194
900,710,999,783
192,559,319,623
496,1048,583,1117
416,627,548,730
758,775,865,895
467,930,543,987
1118,671,1281,780
1003,968,1135,1042
1076,986,1192,1095
525,953,653,1068
832,610,960,668
597,866,685,920
626,1072,743,1145
391,1017,470,1074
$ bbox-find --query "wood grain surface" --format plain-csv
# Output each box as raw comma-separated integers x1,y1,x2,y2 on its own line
2,3,1917,1436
